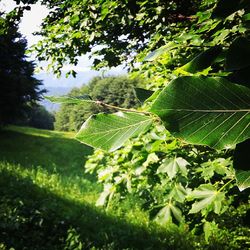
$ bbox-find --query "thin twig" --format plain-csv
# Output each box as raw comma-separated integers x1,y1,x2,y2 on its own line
96,100,152,115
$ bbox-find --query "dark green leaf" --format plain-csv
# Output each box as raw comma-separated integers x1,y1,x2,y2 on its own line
235,170,250,191
76,112,152,151
226,37,250,71
228,66,250,88
212,0,250,18
176,46,222,74
150,76,250,149
234,139,250,171
134,88,154,103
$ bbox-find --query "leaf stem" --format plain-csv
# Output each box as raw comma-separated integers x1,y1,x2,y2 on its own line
218,179,234,193
96,100,152,115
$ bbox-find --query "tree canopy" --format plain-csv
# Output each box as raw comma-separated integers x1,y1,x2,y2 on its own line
13,0,200,74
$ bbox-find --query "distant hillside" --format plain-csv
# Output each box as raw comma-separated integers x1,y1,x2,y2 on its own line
36,67,127,112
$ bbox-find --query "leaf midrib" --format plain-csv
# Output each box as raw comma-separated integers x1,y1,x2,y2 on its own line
154,109,250,113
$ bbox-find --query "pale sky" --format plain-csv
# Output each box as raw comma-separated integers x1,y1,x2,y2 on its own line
0,0,49,46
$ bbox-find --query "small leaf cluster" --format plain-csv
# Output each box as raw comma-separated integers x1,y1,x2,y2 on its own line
85,123,240,231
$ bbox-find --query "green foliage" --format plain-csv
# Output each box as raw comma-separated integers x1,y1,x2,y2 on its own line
85,124,249,247
188,183,225,214
15,0,250,246
66,1,250,243
25,0,200,74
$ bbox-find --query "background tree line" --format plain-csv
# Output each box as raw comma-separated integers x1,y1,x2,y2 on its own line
55,75,143,131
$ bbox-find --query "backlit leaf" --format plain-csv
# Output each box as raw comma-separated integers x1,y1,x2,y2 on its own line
76,112,152,152
46,95,93,104
154,205,171,225
150,76,250,149
96,183,115,206
144,42,179,61
154,203,183,225
157,157,189,179
189,184,225,214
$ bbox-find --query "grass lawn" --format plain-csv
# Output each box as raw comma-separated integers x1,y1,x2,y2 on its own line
0,126,194,250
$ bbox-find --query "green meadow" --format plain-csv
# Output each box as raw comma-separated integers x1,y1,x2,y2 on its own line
0,126,195,250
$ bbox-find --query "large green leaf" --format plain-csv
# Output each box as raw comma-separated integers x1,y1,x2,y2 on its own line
76,112,152,151
134,88,154,103
150,76,250,149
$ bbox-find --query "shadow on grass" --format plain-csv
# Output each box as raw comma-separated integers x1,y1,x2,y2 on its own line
0,169,193,250
0,129,94,179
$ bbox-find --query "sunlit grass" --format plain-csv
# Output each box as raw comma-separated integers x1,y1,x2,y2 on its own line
6,125,76,138
0,126,100,203
0,126,152,224
0,126,196,249
0,162,98,204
